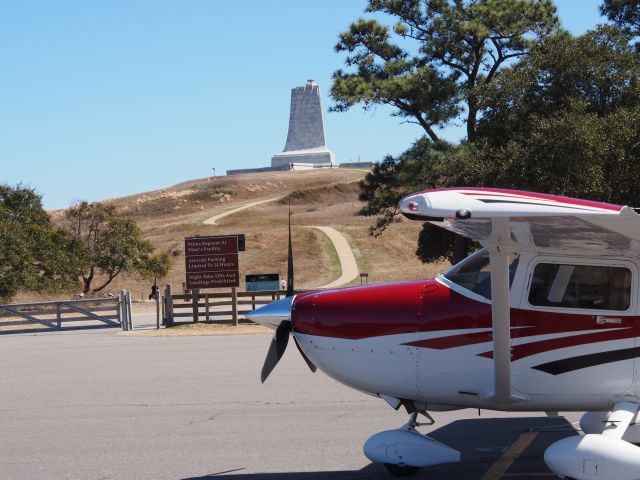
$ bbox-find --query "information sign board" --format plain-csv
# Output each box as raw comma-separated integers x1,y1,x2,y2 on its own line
185,235,239,288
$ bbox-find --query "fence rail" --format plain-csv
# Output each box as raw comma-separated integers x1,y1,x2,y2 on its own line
162,284,308,326
0,291,133,332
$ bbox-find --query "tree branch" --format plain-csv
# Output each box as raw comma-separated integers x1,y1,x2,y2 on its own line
392,99,440,142
438,57,470,78
92,267,123,293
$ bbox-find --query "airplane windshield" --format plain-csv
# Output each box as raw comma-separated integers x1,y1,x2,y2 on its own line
442,248,519,300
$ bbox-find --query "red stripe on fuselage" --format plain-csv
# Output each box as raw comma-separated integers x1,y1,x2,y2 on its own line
293,281,640,361
293,280,503,339
479,328,636,360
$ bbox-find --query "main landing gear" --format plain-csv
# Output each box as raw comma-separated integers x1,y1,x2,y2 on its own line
363,410,461,477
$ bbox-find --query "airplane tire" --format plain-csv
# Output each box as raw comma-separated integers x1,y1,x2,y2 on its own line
383,463,421,477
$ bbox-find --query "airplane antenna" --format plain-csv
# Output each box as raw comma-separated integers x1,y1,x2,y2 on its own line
286,199,294,297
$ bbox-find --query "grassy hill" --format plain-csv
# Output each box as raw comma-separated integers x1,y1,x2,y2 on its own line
42,169,448,302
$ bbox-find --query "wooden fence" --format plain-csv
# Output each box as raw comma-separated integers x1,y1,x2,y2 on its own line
0,290,132,333
162,284,304,326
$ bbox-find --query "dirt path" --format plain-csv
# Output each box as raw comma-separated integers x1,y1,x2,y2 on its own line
311,226,359,288
202,197,281,225
201,195,359,289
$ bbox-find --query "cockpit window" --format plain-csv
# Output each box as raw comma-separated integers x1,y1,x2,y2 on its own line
528,263,631,311
442,248,519,300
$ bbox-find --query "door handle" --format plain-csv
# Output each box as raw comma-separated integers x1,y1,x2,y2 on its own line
596,315,622,325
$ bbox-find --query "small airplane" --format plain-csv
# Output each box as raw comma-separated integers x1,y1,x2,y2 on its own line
247,187,640,479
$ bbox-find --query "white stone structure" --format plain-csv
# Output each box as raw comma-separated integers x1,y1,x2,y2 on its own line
271,80,336,168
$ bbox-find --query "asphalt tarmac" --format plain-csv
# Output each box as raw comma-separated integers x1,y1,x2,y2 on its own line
0,318,578,480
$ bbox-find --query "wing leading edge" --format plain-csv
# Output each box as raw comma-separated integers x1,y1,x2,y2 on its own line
399,188,640,256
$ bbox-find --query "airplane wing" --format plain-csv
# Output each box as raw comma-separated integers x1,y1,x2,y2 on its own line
398,188,640,405
399,187,640,256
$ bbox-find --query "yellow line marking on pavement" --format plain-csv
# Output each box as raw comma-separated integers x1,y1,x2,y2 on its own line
479,431,538,480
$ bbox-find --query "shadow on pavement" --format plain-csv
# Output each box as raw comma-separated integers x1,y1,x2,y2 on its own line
184,416,578,480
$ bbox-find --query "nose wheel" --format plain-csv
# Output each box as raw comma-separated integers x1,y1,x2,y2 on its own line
382,411,433,476
383,463,421,477
365,410,460,476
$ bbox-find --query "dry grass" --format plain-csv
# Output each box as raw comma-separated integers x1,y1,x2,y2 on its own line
17,168,447,303
337,221,450,286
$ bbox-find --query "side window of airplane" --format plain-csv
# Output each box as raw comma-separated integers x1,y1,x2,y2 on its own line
528,263,631,311
443,248,519,300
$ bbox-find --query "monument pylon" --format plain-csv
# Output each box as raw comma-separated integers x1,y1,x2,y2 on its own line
271,80,337,168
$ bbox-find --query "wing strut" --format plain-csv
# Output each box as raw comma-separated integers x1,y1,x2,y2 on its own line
486,217,527,405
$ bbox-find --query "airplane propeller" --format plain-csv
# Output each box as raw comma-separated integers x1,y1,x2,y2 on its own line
249,297,318,383
252,199,317,383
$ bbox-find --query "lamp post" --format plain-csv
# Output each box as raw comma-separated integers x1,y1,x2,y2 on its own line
212,167,216,177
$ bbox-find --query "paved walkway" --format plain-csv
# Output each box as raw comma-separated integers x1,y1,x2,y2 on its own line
202,197,281,225
311,226,359,288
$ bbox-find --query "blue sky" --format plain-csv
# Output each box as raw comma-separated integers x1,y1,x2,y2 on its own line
1,0,605,209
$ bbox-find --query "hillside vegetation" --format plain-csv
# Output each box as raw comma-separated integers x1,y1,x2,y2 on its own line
39,169,447,302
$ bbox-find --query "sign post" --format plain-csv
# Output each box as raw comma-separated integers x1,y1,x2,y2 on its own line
185,235,241,323
184,235,240,290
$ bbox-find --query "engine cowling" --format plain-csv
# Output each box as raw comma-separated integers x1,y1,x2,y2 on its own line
544,434,640,480
363,428,460,468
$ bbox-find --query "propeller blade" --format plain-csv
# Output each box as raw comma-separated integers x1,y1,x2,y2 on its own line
260,320,292,383
294,336,317,373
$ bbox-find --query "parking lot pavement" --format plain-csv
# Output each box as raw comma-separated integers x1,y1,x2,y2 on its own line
0,327,577,479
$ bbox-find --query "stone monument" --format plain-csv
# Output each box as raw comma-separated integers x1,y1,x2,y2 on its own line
271,80,337,168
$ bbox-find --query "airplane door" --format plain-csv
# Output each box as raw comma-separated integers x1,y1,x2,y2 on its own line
512,259,637,396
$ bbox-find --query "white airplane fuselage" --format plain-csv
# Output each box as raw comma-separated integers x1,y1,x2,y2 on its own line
292,250,640,413
250,187,640,479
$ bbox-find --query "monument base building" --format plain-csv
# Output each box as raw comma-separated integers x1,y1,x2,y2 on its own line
271,147,336,168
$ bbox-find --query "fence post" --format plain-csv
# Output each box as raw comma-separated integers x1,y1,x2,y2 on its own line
231,287,238,326
120,290,128,331
161,289,165,326
205,294,210,322
56,303,62,330
126,290,133,331
162,285,168,326
155,290,161,330
116,294,122,327
166,284,174,327
192,289,200,323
